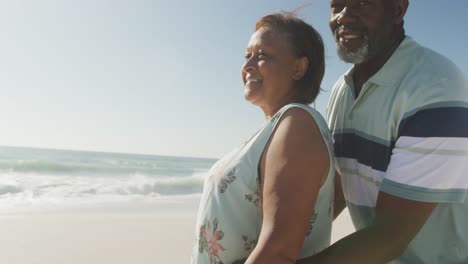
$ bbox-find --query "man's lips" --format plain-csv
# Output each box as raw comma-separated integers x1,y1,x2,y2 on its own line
335,26,365,41
340,33,361,40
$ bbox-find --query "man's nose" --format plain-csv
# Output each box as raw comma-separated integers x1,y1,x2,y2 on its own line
336,6,359,25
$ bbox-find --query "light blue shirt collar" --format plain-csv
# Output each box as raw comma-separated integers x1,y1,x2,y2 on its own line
343,36,420,88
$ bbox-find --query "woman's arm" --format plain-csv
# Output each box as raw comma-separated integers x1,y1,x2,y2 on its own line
245,108,330,264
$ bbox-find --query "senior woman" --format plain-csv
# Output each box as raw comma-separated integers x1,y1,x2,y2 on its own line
192,12,334,264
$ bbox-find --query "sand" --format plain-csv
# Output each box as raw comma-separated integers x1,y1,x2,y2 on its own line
331,208,355,243
0,198,354,264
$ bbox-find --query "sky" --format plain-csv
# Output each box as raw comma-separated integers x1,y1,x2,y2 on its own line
0,0,467,159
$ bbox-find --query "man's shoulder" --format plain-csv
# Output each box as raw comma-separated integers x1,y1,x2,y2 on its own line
329,73,349,99
327,74,349,116
396,39,466,105
403,38,465,88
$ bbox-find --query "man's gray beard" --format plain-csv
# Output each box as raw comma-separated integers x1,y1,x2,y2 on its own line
336,34,370,64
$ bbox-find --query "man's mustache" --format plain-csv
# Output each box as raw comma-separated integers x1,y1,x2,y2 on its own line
334,25,367,37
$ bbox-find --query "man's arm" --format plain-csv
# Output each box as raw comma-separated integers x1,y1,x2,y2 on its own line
297,192,436,264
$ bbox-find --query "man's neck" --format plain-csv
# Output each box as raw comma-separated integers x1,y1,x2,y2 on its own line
352,34,405,97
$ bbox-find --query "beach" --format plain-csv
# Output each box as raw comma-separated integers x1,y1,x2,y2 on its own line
0,146,355,264
0,198,199,264
0,198,354,264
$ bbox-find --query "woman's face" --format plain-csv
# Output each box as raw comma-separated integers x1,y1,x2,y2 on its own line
241,28,299,110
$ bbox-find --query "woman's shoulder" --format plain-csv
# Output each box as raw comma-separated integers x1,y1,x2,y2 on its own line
279,103,326,121
270,104,329,159
275,103,331,139
272,103,334,176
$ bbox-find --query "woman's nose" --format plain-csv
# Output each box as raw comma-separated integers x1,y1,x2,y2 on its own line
242,58,256,74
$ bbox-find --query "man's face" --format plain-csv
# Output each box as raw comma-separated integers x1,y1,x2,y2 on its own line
330,0,396,64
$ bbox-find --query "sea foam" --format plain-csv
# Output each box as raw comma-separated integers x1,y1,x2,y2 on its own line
0,146,215,210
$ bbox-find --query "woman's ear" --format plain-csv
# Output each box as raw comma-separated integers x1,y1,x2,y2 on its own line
292,57,308,81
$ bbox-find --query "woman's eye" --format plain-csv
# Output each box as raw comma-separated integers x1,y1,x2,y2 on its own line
244,52,267,60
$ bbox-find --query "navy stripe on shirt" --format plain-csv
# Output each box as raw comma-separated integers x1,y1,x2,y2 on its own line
333,133,393,172
398,107,468,138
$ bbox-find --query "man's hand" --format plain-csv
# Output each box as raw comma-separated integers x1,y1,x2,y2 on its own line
297,192,436,264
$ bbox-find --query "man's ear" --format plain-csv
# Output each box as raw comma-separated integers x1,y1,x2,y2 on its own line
393,0,409,24
292,57,308,81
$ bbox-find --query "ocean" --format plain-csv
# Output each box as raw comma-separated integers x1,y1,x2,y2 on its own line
0,146,216,212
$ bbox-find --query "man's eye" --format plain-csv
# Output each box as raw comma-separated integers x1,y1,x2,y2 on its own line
331,4,344,12
359,0,370,6
244,53,251,60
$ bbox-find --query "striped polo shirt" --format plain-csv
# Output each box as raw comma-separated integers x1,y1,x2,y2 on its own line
327,36,468,263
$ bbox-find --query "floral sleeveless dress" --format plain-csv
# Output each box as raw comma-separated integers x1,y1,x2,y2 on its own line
191,103,335,264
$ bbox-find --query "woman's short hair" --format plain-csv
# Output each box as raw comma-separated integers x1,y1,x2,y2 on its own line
255,13,325,104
